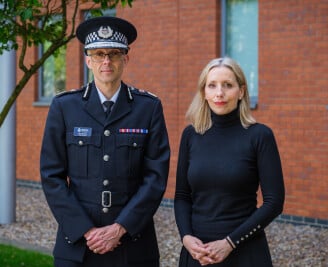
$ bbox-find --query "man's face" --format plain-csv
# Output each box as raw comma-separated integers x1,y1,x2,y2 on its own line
86,48,129,86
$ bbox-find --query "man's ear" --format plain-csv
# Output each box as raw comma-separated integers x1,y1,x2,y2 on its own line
123,54,129,66
85,55,92,69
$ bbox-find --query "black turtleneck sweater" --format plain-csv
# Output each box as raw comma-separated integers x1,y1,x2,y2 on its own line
174,108,285,248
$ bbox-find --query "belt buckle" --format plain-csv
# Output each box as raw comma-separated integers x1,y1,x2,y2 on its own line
102,191,112,208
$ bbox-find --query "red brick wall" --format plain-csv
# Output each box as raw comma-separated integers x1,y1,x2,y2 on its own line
16,0,328,220
258,0,328,219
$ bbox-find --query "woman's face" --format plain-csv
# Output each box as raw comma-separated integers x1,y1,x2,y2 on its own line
204,66,244,115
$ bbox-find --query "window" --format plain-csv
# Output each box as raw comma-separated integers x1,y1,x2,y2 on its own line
37,15,66,103
221,0,258,108
83,9,116,85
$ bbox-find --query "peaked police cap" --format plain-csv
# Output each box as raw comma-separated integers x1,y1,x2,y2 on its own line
76,16,137,52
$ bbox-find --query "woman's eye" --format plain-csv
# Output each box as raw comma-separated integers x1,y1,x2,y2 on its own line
223,82,232,88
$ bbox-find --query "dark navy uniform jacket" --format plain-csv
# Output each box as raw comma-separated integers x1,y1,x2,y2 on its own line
40,81,170,265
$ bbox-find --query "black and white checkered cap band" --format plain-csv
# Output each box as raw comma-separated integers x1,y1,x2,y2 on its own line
85,30,128,50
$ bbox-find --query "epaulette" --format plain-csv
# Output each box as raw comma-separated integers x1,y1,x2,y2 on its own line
55,88,84,98
129,86,158,98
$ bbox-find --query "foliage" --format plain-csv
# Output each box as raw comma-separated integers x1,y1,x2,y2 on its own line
0,243,53,267
0,0,133,54
0,0,134,127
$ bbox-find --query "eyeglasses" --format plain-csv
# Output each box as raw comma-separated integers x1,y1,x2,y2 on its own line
88,51,125,62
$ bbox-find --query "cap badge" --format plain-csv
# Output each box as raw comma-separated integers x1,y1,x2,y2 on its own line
98,26,113,39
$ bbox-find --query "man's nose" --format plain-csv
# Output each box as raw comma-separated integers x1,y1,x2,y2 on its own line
103,54,112,62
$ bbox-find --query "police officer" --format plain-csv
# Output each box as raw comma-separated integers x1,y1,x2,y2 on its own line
40,16,170,267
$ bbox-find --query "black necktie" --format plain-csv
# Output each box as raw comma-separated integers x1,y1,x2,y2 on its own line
103,101,114,117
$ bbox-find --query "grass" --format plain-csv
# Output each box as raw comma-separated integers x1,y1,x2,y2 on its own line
0,244,53,267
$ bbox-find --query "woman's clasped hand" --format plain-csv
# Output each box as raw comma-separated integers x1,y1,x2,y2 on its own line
183,235,233,266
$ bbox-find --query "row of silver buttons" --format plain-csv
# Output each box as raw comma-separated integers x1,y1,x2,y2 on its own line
103,129,111,213
235,225,261,245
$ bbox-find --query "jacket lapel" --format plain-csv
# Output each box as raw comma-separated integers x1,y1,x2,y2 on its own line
83,83,107,125
83,82,132,126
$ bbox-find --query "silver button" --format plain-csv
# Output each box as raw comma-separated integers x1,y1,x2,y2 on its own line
103,155,110,161
78,140,83,145
102,207,109,213
104,130,111,136
103,180,109,186
133,234,141,241
132,142,137,147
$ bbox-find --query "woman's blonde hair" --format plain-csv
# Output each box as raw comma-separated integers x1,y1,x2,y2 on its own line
186,57,256,134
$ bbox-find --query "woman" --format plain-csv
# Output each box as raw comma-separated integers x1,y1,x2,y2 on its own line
174,57,285,266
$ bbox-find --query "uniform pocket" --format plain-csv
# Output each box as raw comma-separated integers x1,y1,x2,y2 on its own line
66,133,102,178
115,134,147,178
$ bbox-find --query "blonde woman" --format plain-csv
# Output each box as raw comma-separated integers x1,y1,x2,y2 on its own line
174,57,284,267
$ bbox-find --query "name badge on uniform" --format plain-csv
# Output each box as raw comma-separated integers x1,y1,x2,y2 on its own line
74,127,92,137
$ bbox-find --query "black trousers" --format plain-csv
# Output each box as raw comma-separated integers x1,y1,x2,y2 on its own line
54,246,159,267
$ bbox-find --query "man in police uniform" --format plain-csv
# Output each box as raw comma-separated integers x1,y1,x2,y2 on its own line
40,16,170,267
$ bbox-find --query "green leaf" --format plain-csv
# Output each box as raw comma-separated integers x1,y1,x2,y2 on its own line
20,8,33,20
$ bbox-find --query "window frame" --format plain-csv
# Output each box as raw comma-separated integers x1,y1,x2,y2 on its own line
221,0,258,109
35,15,67,105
